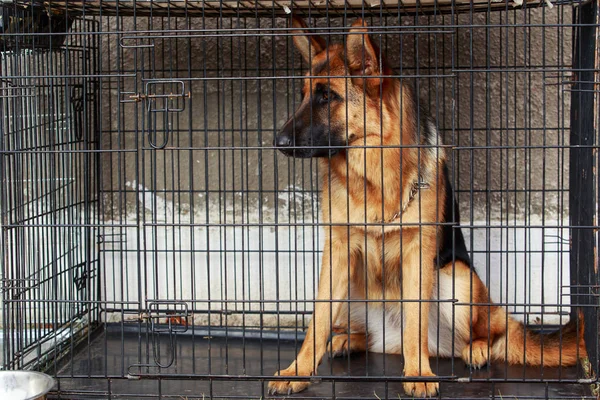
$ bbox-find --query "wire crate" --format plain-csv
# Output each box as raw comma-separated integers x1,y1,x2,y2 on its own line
0,1,598,399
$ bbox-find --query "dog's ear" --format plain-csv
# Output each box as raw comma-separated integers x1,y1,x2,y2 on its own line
291,16,326,64
346,19,381,79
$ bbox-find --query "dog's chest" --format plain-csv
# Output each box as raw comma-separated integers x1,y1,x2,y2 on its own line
356,229,409,297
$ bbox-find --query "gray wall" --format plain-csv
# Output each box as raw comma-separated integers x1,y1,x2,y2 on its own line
0,6,576,334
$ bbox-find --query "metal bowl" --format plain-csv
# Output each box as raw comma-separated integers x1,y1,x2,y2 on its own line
0,371,55,400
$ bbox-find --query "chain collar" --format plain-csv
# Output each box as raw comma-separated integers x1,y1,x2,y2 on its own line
376,180,430,224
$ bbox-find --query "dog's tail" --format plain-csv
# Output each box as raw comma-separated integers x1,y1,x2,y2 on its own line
491,310,587,367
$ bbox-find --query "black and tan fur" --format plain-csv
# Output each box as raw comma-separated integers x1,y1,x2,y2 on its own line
268,17,586,397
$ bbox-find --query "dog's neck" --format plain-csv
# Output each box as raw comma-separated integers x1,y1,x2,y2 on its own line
326,80,427,220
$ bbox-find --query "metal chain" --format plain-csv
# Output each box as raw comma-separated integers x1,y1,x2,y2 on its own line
376,180,430,224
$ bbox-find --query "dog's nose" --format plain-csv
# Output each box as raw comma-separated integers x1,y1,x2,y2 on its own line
274,135,292,147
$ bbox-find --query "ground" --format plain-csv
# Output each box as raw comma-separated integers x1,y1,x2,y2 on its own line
50,327,591,399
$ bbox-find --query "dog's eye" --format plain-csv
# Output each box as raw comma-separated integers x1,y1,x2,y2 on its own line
314,84,338,104
321,90,338,103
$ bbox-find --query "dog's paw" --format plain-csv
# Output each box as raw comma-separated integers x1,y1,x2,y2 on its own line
327,335,350,358
267,365,312,395
461,340,489,369
402,372,439,398
327,334,367,359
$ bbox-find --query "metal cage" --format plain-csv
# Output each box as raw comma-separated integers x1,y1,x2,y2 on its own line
0,1,598,399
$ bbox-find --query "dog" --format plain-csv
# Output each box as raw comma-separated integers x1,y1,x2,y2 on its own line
268,17,586,397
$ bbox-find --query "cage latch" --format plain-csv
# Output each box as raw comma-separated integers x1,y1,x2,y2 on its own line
1,278,39,300
148,300,188,368
138,80,190,149
128,300,189,375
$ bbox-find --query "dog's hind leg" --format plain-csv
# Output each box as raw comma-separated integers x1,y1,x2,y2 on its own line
328,334,368,358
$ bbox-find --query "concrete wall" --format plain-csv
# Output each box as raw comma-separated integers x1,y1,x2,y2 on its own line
96,7,574,326
99,9,572,221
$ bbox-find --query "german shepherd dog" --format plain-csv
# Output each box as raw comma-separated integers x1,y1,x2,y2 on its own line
269,17,586,397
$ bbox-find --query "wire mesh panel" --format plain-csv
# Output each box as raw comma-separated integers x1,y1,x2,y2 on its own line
0,1,598,400
0,10,100,372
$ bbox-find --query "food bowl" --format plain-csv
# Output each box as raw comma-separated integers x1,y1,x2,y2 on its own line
0,371,55,400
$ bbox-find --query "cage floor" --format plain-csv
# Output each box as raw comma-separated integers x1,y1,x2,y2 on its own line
52,328,591,400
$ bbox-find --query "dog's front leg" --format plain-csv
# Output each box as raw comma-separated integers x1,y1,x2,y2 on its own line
401,239,439,397
268,235,355,395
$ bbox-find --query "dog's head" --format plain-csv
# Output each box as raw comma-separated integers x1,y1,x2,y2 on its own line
274,17,391,158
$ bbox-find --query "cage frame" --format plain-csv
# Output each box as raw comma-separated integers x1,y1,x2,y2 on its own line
0,0,598,399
